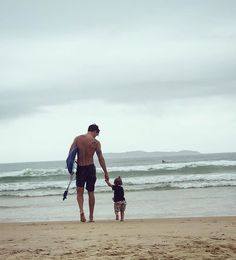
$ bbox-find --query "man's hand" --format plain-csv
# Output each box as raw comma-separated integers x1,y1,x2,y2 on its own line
105,177,112,187
104,173,109,182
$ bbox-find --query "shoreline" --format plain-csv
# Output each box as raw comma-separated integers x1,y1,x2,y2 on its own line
1,216,236,259
0,215,235,225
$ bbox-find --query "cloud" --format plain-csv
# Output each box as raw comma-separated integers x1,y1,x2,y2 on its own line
0,0,236,121
1,1,236,162
1,77,236,121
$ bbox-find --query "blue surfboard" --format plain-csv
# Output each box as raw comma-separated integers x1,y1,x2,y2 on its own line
66,146,79,174
63,146,79,200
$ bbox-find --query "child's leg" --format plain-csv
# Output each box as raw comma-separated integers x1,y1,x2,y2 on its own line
114,203,120,220
120,211,124,221
120,201,126,221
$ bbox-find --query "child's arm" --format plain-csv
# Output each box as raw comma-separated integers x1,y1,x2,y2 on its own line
105,179,113,188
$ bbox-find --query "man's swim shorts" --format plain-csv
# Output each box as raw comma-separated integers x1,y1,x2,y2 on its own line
76,164,97,192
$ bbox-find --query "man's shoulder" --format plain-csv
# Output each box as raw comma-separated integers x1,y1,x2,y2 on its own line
93,138,101,148
75,134,85,140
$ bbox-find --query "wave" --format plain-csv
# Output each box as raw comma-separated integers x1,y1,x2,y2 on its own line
0,172,236,197
1,160,236,182
1,172,235,190
1,182,235,198
1,159,236,198
107,160,236,176
0,168,68,183
0,168,67,178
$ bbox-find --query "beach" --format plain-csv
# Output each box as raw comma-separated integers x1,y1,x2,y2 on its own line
1,153,236,259
1,217,236,259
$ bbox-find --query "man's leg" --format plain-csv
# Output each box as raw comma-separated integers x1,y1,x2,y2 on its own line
86,165,96,222
88,191,95,222
77,187,86,222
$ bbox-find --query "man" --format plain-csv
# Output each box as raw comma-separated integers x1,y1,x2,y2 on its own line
69,124,109,222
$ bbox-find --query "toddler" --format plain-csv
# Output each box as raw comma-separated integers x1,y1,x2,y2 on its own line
105,176,126,221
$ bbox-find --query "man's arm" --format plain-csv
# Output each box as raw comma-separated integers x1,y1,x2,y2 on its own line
96,142,109,181
105,179,113,187
69,137,77,152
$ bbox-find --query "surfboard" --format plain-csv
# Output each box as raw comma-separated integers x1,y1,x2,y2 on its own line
63,146,79,200
66,146,79,174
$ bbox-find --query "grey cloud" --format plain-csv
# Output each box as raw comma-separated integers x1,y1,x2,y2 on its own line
1,0,236,120
1,78,235,120
1,0,236,38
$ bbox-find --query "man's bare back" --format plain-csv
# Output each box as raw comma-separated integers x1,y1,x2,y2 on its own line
70,130,107,178
73,134,100,166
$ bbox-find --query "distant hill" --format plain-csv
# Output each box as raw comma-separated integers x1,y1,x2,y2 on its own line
104,150,201,158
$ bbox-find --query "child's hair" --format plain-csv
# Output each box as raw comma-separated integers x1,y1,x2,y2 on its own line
114,176,122,186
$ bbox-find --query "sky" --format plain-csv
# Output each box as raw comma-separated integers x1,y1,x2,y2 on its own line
0,0,236,163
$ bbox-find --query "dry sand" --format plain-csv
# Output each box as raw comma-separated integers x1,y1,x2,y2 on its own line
0,217,236,259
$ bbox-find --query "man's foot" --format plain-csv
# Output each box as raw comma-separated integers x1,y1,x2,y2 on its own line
116,215,119,221
80,213,86,222
89,216,95,222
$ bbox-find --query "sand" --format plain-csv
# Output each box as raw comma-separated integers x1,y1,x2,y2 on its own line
0,217,236,259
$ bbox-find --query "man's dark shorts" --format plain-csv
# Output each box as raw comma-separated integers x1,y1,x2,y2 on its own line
76,164,97,192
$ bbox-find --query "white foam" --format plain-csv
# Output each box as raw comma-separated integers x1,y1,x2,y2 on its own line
101,160,236,173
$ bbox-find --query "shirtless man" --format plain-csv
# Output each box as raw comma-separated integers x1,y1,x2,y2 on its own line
69,124,109,222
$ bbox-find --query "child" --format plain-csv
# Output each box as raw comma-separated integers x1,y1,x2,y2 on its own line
105,176,126,221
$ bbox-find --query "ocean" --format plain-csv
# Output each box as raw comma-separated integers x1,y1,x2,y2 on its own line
0,153,236,222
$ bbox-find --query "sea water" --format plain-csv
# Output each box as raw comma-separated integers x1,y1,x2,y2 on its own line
0,153,236,222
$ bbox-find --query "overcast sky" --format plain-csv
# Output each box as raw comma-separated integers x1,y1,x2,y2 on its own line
0,0,236,163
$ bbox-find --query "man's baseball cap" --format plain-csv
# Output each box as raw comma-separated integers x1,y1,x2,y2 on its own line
88,124,100,133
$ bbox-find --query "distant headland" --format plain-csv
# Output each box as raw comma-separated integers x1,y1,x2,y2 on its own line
104,150,201,158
